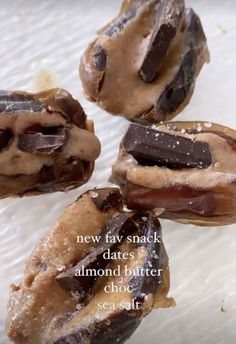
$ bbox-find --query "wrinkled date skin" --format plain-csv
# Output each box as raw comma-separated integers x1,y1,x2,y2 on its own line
111,122,236,226
0,89,101,198
6,188,172,344
79,0,209,123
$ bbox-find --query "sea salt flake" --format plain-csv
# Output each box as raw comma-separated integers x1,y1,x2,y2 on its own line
89,191,99,198
204,122,212,128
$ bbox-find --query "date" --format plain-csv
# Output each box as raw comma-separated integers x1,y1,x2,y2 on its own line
111,121,236,226
0,88,100,197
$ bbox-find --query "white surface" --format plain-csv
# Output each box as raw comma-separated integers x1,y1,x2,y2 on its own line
0,0,236,343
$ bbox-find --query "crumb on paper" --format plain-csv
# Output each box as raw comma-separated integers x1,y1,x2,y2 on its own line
33,68,56,92
217,24,227,34
220,301,227,313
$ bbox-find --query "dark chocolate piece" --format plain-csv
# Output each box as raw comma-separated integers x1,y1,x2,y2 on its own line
156,50,195,118
0,93,44,113
0,128,13,151
0,92,34,102
122,123,212,169
185,8,207,51
49,93,86,129
155,8,207,119
51,310,141,344
140,0,185,82
130,213,162,297
18,127,67,154
94,46,107,71
55,213,135,292
91,188,123,212
105,7,137,36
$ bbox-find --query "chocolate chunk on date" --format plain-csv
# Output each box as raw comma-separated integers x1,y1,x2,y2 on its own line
80,0,209,123
93,45,107,71
18,127,67,154
155,9,208,120
0,92,44,113
0,88,100,198
128,212,162,298
90,187,123,212
105,7,138,37
0,128,13,151
6,188,172,344
139,0,185,82
112,122,236,226
185,8,208,53
51,310,142,344
156,49,195,118
56,213,134,293
123,123,212,169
